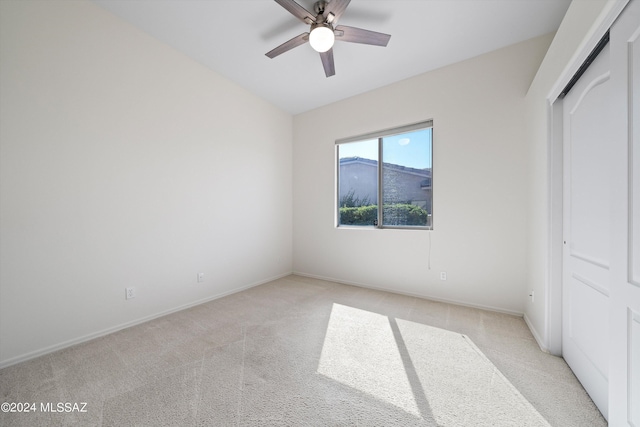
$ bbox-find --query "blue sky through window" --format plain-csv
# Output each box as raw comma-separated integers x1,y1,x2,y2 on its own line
338,128,432,170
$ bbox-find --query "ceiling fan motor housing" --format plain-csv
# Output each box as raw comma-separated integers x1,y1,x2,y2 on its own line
313,1,329,16
310,22,334,33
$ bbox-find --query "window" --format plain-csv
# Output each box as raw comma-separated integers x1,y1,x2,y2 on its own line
336,121,433,229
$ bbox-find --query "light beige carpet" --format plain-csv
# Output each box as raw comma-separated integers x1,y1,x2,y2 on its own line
0,275,606,426
317,303,550,426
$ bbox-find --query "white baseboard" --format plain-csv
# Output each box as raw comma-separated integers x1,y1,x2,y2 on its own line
0,271,292,369
292,271,525,317
3,271,545,369
523,312,549,353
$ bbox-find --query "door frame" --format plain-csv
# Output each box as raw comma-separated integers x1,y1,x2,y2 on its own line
546,0,629,356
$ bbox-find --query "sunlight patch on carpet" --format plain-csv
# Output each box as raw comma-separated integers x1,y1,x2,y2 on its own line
317,303,551,426
317,303,421,417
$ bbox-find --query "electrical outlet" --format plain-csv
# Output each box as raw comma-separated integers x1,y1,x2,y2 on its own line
125,287,136,300
529,290,535,303
440,272,447,281
197,272,204,283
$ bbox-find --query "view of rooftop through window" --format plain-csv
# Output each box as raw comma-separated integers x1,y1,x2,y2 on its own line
338,129,432,170
337,124,433,229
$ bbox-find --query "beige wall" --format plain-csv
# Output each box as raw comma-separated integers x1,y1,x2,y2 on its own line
0,0,293,366
293,34,553,314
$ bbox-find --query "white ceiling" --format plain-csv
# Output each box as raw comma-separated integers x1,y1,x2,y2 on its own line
92,0,571,115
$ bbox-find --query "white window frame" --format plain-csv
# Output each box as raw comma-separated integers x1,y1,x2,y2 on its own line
335,120,433,230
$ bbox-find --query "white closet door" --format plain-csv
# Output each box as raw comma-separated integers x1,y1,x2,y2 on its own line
562,42,612,419
609,0,640,424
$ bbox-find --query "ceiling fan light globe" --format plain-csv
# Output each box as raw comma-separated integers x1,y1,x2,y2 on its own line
309,26,335,53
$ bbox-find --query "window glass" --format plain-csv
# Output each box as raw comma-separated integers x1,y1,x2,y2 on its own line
336,122,433,229
382,128,432,227
338,139,378,226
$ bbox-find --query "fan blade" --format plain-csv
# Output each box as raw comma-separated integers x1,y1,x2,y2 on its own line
324,0,351,24
274,0,315,25
266,32,309,58
334,25,391,47
320,48,335,77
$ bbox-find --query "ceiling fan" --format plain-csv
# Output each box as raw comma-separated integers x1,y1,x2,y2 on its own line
265,0,391,77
